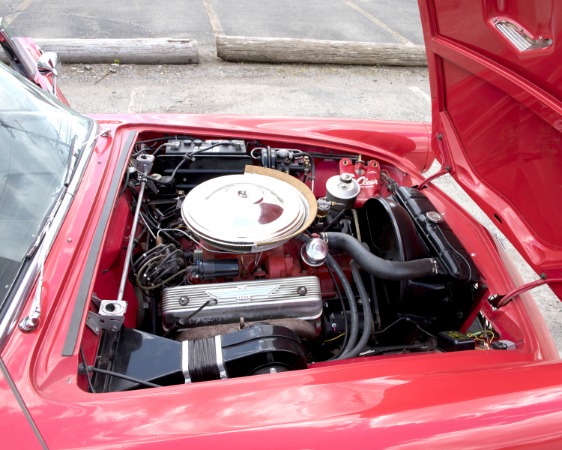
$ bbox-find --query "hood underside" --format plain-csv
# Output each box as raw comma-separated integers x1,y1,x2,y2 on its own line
419,0,562,279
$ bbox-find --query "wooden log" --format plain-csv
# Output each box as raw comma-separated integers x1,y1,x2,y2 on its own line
1,38,199,64
217,35,426,67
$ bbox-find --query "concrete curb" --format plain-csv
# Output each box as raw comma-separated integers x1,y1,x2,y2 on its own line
216,35,427,67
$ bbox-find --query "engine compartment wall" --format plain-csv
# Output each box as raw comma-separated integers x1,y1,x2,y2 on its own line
72,123,554,393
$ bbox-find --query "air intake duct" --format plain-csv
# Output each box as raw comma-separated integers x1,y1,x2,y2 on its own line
93,325,307,391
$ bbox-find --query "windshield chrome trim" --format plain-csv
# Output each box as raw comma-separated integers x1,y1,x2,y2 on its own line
0,121,99,350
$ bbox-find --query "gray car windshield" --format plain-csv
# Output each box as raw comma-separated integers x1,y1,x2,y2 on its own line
0,63,93,308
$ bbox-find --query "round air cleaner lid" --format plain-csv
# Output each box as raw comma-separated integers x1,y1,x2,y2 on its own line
181,173,310,252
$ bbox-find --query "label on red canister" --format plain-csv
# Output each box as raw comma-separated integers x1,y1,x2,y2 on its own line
339,158,380,206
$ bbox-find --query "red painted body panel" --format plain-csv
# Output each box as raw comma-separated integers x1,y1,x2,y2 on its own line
4,331,562,449
3,1,562,446
1,114,559,448
88,113,434,172
0,375,43,450
12,37,69,104
419,0,562,301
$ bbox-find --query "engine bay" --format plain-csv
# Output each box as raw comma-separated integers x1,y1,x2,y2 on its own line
79,132,498,392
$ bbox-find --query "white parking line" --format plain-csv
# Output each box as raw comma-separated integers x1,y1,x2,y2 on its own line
343,0,413,45
202,0,224,36
409,86,431,104
4,0,34,25
127,87,146,113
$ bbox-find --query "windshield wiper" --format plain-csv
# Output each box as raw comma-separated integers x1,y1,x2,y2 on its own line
19,185,66,329
64,135,82,186
26,135,81,259
25,180,67,260
19,219,51,332
18,132,99,331
25,135,82,257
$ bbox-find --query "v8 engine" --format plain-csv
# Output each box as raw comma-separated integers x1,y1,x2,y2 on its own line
84,134,484,392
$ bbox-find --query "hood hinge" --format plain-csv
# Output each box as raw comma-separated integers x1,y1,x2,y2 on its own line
418,133,452,190
488,276,562,309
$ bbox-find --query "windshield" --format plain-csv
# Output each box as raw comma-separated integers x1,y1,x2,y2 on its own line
0,62,94,308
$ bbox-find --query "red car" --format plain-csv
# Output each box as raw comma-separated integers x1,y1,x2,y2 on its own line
2,1,562,448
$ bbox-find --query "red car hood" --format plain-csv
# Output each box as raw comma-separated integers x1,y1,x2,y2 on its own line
419,1,562,281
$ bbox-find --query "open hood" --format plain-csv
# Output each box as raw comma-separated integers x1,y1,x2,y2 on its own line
419,0,562,282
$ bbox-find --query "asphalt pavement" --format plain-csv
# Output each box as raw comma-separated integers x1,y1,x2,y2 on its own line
1,0,423,45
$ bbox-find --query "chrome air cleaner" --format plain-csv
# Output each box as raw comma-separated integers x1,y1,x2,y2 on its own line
181,170,312,252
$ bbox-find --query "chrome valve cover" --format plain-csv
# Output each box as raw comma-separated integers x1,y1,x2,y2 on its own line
162,276,322,329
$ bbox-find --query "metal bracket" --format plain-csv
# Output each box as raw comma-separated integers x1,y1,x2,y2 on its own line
86,300,128,334
145,178,159,194
215,335,227,379
86,312,102,335
133,154,154,174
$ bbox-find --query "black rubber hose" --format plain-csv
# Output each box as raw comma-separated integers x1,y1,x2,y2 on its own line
324,232,441,280
326,254,359,359
369,273,382,331
339,261,373,359
325,262,349,359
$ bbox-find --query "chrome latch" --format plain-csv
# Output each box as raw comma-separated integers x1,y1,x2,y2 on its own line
494,19,552,51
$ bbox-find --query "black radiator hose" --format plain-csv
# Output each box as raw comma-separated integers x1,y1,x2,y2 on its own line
338,261,373,359
298,234,359,356
323,232,442,281
326,254,359,359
